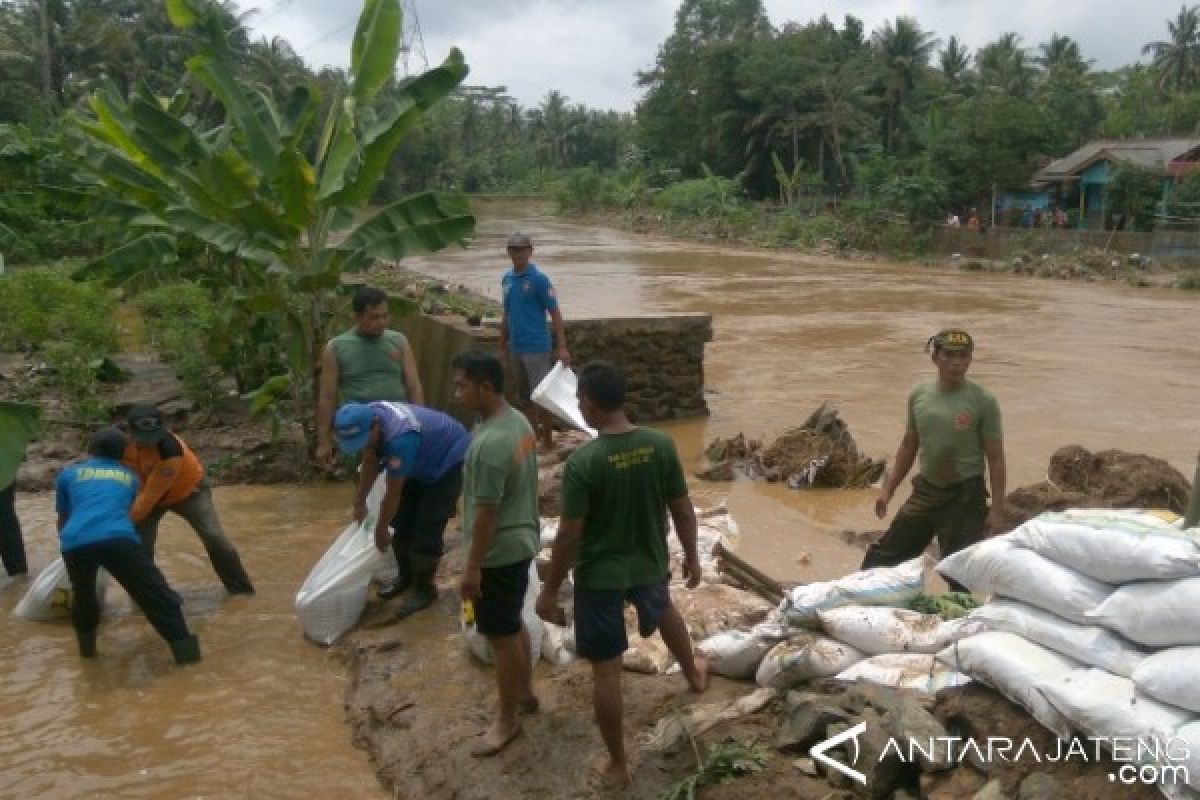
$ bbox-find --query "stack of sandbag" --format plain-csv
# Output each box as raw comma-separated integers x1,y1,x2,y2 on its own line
936,508,1200,796
462,560,560,666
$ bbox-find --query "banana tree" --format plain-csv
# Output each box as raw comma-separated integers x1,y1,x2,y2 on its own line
66,0,474,446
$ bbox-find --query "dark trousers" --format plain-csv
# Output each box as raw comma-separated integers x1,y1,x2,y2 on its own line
391,463,463,562
136,482,255,594
62,538,190,643
861,475,989,592
0,481,27,576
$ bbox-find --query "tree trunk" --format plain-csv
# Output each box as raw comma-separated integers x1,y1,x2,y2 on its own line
38,0,53,108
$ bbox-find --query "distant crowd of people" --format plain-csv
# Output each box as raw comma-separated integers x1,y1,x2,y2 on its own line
944,205,1071,230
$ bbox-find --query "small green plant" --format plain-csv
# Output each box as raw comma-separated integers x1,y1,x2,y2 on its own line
1176,270,1200,290
659,737,768,800
133,282,224,409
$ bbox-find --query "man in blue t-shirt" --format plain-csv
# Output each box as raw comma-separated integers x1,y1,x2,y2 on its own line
499,232,569,451
335,401,470,620
55,427,199,664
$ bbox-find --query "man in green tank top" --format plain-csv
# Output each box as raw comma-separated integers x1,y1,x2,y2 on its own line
316,286,424,467
861,329,1007,589
535,361,708,788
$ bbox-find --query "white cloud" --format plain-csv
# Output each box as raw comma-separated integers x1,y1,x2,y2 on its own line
248,0,1185,111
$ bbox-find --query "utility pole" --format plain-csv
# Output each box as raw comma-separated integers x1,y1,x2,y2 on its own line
399,0,427,77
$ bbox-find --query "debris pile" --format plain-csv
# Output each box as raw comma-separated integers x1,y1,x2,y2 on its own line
698,403,886,489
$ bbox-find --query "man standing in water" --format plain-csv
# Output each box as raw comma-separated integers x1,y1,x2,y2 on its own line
499,233,569,452
536,361,707,788
861,330,1006,585
451,351,540,757
316,285,425,600
59,427,200,664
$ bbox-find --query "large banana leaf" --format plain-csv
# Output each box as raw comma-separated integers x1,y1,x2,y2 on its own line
350,0,402,104
0,402,41,489
76,232,179,282
338,191,474,270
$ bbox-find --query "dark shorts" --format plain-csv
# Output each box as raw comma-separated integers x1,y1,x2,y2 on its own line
511,351,556,405
574,579,670,663
391,462,463,559
476,558,532,638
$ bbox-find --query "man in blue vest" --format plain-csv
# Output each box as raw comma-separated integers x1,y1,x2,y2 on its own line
56,427,200,664
499,232,569,452
335,401,471,620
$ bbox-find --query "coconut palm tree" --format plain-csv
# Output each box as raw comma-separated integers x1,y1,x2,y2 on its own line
977,32,1036,97
1037,33,1092,74
871,16,938,153
939,35,971,85
1143,4,1200,91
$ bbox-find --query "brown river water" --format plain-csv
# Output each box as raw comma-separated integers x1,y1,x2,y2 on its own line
3,199,1197,797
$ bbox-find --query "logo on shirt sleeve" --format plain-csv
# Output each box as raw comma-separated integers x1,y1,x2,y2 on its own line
389,457,404,471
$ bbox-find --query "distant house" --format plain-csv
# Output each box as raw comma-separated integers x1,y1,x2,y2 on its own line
1032,138,1200,229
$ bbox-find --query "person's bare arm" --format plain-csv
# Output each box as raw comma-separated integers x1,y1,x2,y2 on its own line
983,438,1007,535
373,473,405,553
535,517,582,624
315,343,339,466
548,307,569,365
401,339,424,405
876,429,919,519
667,495,701,588
353,448,381,520
460,503,499,601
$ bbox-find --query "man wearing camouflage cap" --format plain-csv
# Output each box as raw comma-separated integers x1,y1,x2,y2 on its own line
861,330,1006,587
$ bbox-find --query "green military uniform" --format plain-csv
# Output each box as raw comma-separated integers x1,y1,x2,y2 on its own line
330,328,411,403
861,379,1002,578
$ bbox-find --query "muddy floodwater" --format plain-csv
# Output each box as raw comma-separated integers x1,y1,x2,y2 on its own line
3,199,1197,797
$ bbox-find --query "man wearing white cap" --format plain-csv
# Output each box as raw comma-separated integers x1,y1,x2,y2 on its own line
499,232,569,451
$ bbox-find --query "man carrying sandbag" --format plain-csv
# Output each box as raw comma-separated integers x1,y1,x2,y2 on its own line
451,350,541,757
122,405,255,595
862,329,1007,587
58,427,199,664
535,361,708,788
334,400,470,620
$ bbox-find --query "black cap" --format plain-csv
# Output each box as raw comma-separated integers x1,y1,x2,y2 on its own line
89,427,128,460
126,404,165,444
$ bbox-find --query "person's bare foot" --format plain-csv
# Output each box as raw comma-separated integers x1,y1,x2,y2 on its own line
686,650,709,693
589,755,631,789
470,720,522,757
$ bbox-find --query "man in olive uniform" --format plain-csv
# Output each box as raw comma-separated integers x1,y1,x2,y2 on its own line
861,330,1007,588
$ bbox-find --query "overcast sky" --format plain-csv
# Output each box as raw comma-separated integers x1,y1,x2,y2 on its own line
249,0,1181,111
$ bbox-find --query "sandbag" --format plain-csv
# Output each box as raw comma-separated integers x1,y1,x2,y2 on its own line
970,599,1146,677
1133,648,1200,713
540,621,573,666
13,557,110,622
1086,577,1200,648
463,560,545,665
1167,721,1200,791
295,518,391,645
817,605,979,656
697,630,774,679
779,557,925,627
755,634,866,689
936,538,1111,624
834,653,970,693
1007,513,1200,583
1038,669,1192,757
937,631,1080,738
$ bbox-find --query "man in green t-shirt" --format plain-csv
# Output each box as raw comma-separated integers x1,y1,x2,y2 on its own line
862,329,1007,588
535,361,708,789
452,351,540,758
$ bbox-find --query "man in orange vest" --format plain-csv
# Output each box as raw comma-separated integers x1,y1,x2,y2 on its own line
122,405,255,595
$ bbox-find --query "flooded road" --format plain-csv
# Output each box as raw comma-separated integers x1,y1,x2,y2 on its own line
0,485,385,800
2,199,1196,798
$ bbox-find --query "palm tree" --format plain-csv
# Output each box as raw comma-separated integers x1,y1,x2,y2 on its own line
799,60,874,186
871,16,938,153
1037,33,1092,74
245,35,309,102
977,33,1036,97
939,35,971,85
1143,4,1200,91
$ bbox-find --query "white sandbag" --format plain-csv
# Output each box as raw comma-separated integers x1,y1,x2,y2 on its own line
834,653,970,693
539,517,559,548
1007,513,1200,583
755,634,866,688
937,631,1080,738
531,362,597,437
697,630,774,679
1056,508,1182,527
1087,577,1200,648
540,621,574,666
817,605,979,655
779,557,925,627
1038,669,1192,757
970,599,1146,677
936,538,1111,624
1168,721,1200,791
13,557,110,622
463,560,546,665
1133,648,1200,713
295,520,390,645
